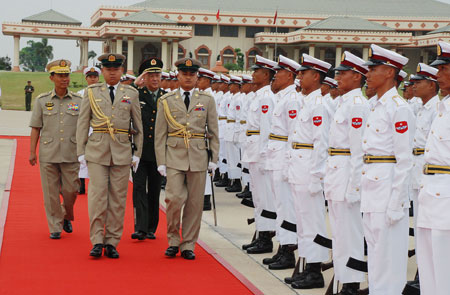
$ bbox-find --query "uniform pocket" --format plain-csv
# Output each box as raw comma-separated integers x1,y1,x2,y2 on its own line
41,137,54,145
88,133,102,142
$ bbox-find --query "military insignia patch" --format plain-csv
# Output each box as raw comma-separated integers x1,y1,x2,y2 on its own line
186,59,193,67
261,105,269,114
236,105,241,110
395,121,408,133
151,59,157,65
437,44,442,56
368,48,373,58
67,103,79,111
121,96,131,104
108,55,116,62
351,117,362,129
45,102,54,107
288,110,297,119
341,53,345,62
416,64,421,73
313,116,322,126
60,60,66,67
194,107,205,111
90,67,95,72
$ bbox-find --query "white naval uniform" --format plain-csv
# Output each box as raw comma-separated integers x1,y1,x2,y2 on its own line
361,87,414,295
242,86,276,232
225,92,242,180
238,92,252,187
417,95,450,295
217,91,230,174
324,88,369,283
287,88,329,263
408,96,423,116
203,87,215,195
266,84,299,245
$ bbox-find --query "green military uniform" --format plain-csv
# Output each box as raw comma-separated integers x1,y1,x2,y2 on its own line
76,64,143,249
25,84,34,111
29,60,81,235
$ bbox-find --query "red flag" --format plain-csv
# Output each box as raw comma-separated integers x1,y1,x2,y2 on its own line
216,9,220,20
273,10,278,25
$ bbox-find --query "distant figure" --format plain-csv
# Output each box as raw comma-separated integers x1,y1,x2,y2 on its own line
24,81,34,111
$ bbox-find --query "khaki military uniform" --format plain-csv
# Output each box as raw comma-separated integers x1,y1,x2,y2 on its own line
29,90,82,233
155,89,219,251
76,82,143,247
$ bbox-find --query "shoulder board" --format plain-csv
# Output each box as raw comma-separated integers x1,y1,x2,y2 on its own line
88,83,103,88
123,84,138,93
200,91,214,99
353,96,363,104
315,96,323,105
36,91,52,99
392,95,406,106
70,91,82,98
159,91,175,101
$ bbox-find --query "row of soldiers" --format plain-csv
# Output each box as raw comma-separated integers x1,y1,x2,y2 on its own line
187,42,449,295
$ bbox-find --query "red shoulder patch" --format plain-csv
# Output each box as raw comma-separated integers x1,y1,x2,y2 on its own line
351,117,362,129
262,105,269,114
236,105,241,110
288,110,297,119
313,116,322,126
395,121,408,134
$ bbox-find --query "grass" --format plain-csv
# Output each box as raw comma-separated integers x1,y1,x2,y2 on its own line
0,71,104,110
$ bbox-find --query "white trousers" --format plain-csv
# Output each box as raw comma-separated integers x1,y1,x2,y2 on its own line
218,137,228,174
328,200,365,283
225,141,241,179
268,170,297,245
291,183,329,263
249,162,276,232
241,161,250,186
363,211,409,295
417,227,450,295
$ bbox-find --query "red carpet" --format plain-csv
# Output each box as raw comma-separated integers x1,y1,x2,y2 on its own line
0,137,256,295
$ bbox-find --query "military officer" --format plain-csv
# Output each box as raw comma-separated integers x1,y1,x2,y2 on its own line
25,80,35,111
155,58,219,260
129,58,167,240
29,59,81,239
76,53,143,259
361,44,412,295
325,52,370,294
416,41,450,295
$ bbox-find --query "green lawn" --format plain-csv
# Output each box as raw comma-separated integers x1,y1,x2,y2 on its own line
0,71,104,110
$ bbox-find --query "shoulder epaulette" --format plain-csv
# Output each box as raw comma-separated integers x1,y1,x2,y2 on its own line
71,91,82,98
36,91,52,99
353,96,363,104
392,95,406,106
159,91,175,101
88,83,102,88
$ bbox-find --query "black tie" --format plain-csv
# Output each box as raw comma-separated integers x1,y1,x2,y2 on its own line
184,91,190,110
109,86,115,103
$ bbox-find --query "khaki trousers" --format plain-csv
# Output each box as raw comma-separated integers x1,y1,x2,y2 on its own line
40,162,80,233
87,162,130,247
165,168,206,252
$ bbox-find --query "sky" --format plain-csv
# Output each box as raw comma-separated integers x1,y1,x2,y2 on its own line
1,0,450,70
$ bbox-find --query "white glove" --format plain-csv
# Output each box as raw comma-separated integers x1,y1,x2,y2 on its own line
308,182,323,196
131,156,140,173
157,165,167,177
208,162,217,172
78,155,86,166
386,209,405,226
345,192,360,207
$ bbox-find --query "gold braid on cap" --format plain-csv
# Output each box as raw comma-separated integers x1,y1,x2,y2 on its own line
162,99,192,148
87,88,116,141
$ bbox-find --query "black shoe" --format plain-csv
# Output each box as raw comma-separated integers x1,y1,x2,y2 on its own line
63,219,73,233
241,197,254,208
181,250,196,260
79,178,86,194
203,195,212,211
339,283,360,295
50,232,61,239
213,168,221,182
285,272,303,284
268,245,296,270
262,245,282,265
104,244,119,258
237,190,252,199
161,177,167,190
131,231,147,240
90,244,103,257
215,173,229,187
225,179,242,192
242,238,258,250
291,271,324,289
165,246,179,257
247,232,273,254
146,232,156,240
236,184,249,198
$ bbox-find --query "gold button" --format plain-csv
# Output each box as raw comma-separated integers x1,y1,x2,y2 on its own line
371,108,374,112
420,185,424,189
439,113,443,117
153,110,156,114
186,122,190,125
356,188,359,192
363,140,367,143
431,131,434,134
60,138,64,141
150,127,153,130
298,155,302,158
436,193,440,196
426,149,429,152
187,114,190,117
367,124,370,127
362,171,365,175
60,130,63,132
376,129,379,132
440,136,443,140
44,141,47,144
375,177,379,180
151,119,155,122
149,135,152,138
112,106,115,109
60,121,63,123
334,166,337,169
414,139,416,142
60,112,63,115
320,177,323,180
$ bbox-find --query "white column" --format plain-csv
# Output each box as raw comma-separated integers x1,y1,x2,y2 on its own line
13,35,20,72
267,46,274,60
116,37,123,55
127,37,134,74
171,39,178,70
161,39,168,71
363,46,369,61
82,39,89,68
294,48,300,63
335,45,342,68
309,44,315,57
423,50,429,64
319,48,325,61
111,39,117,54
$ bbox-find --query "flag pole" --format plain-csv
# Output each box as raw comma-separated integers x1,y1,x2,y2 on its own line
215,3,221,68
274,7,278,60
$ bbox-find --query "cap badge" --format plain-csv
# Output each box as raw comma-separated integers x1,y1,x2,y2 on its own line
437,44,442,56
60,60,66,67
416,64,421,73
300,56,304,64
368,48,373,58
341,53,345,62
108,55,116,62
151,59,157,66
45,102,54,107
186,59,193,67
90,68,95,72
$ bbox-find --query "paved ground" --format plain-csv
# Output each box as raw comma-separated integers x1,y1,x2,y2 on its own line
0,110,418,295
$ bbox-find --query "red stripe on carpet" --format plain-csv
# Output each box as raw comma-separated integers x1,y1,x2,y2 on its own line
0,136,255,295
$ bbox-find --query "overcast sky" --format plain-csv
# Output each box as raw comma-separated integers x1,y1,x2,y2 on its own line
1,0,450,70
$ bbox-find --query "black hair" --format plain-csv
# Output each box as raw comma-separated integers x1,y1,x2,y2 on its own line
318,71,326,83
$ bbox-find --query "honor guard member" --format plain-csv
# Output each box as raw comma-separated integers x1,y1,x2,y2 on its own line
215,75,231,187
242,55,277,254
361,44,413,295
324,52,370,294
29,59,81,239
295,79,301,93
130,58,167,240
402,80,415,100
416,41,450,295
76,53,143,258
196,67,216,210
263,55,300,270
286,54,332,289
78,66,101,194
161,72,171,92
25,80,35,111
155,58,219,260
322,76,339,115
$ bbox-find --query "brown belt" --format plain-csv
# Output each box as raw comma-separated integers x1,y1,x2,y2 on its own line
168,133,205,139
92,127,129,134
